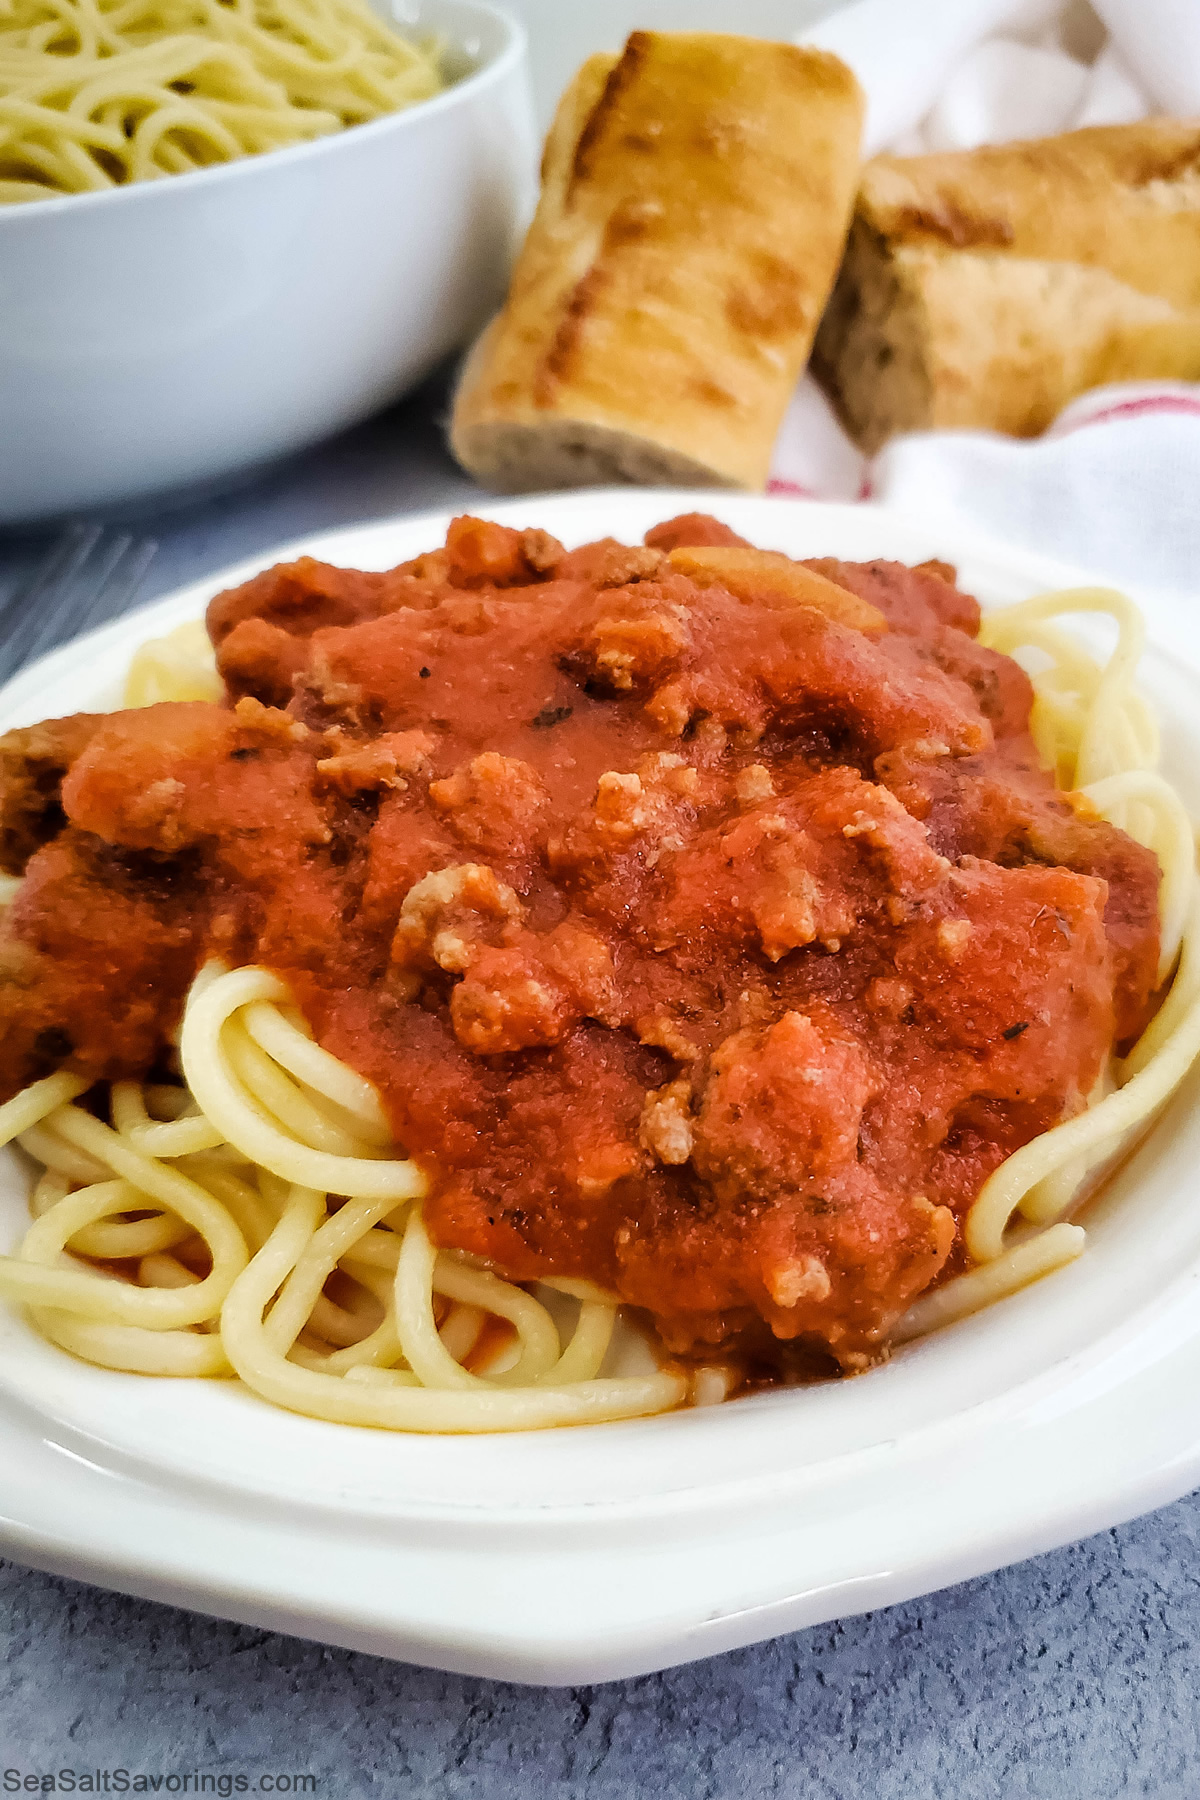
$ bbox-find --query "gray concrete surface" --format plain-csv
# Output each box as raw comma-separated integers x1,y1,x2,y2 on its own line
4,1495,1200,1796
2,382,1198,1795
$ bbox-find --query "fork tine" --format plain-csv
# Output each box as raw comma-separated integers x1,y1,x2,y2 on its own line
94,535,158,628
0,525,157,687
25,530,130,655
76,531,156,634
0,523,105,681
0,522,103,642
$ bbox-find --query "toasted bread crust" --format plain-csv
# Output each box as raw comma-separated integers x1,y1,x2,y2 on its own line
813,119,1200,450
451,32,864,492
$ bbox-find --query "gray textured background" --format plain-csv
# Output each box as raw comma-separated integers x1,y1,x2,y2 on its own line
4,1496,1200,1796
2,386,1198,1794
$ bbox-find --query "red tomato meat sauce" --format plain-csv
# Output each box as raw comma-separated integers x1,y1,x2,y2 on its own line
0,515,1161,1375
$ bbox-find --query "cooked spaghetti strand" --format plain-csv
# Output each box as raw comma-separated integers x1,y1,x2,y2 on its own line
0,0,444,203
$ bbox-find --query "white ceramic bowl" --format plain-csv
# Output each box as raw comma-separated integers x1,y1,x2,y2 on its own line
0,0,534,526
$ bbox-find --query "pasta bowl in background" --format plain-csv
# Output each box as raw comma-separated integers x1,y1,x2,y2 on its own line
0,0,534,526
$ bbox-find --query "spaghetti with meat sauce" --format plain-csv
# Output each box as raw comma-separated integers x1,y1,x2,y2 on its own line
0,510,1192,1429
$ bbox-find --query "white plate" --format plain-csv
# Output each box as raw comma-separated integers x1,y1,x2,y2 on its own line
4,490,1200,1686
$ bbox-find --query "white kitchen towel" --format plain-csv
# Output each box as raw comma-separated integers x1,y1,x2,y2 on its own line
799,0,1197,155
767,0,1200,598
768,382,1200,600
873,383,1200,600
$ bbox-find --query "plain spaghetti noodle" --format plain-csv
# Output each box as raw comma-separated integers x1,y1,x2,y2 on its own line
0,0,444,204
0,967,687,1429
0,576,1197,1430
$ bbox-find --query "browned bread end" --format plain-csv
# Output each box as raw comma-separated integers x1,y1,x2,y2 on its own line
812,119,1200,451
450,32,864,492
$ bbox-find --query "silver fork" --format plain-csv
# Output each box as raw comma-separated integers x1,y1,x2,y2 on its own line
0,522,157,687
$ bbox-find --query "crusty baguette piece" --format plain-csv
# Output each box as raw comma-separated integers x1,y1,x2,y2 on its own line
812,119,1200,452
450,32,863,493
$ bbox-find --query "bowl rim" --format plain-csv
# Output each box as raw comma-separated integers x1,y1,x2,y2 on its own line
0,0,527,229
